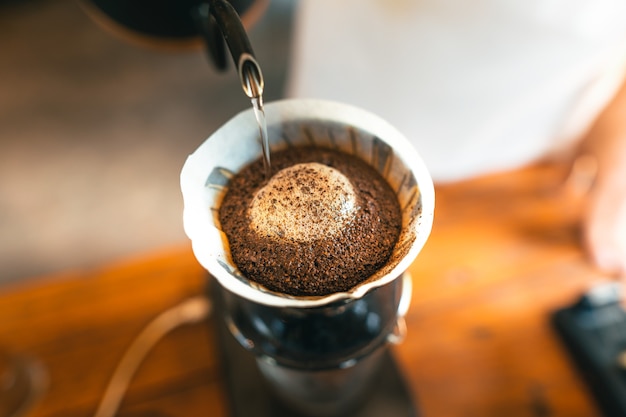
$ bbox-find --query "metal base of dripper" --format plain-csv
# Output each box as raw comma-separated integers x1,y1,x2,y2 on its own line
207,279,420,417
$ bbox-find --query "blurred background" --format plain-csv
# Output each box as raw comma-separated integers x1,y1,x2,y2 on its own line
0,0,296,285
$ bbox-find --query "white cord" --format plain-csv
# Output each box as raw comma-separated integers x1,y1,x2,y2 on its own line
93,295,212,417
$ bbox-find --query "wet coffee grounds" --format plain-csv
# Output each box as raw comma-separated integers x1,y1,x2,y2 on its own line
219,146,402,297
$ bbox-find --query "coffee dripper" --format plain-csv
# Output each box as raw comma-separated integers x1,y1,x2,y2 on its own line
181,98,435,416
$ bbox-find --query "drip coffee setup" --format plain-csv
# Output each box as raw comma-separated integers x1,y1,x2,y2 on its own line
85,1,434,415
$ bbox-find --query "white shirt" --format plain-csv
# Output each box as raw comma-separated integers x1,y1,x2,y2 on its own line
285,0,626,182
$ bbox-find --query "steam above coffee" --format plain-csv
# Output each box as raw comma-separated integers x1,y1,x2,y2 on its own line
219,146,402,297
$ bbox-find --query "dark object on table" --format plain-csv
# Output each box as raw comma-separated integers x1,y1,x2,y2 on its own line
552,282,626,417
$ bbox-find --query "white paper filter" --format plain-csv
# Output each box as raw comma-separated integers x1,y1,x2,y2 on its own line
181,99,434,308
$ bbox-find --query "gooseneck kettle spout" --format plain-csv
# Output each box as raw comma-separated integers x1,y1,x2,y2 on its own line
193,0,264,100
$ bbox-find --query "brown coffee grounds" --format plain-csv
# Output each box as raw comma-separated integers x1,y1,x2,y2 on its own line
219,146,402,297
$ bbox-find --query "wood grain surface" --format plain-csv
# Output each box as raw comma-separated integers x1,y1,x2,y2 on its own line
0,162,610,417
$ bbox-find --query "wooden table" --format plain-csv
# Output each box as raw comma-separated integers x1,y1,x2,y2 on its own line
0,162,611,417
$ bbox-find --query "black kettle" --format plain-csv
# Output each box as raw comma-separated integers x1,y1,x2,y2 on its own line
82,0,266,98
